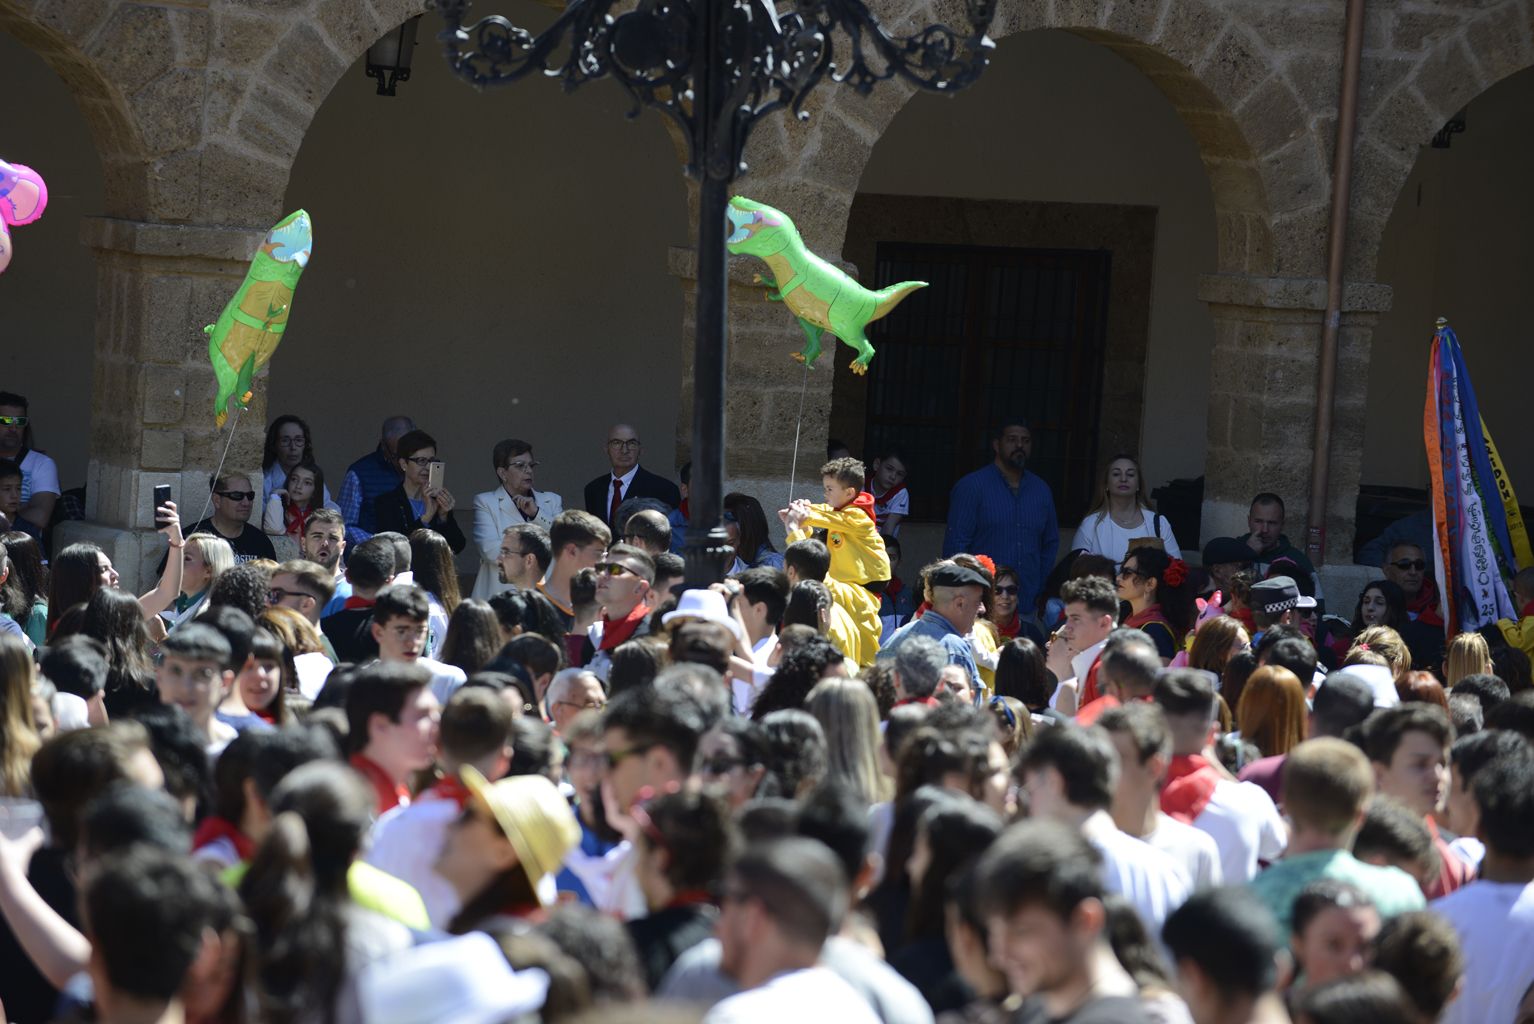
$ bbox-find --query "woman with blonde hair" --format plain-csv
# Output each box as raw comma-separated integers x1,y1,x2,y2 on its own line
1236,665,1307,759
1349,625,1411,682
1071,454,1182,564
0,632,41,796
163,533,235,631
806,676,890,803
1444,632,1493,688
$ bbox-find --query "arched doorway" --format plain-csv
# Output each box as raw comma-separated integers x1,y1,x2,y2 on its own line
277,17,691,515
1360,66,1534,560
829,30,1222,564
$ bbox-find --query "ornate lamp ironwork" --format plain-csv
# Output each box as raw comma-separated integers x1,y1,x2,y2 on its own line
436,0,996,585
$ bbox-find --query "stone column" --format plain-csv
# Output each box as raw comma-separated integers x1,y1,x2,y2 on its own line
1199,274,1393,572
669,245,838,539
62,217,271,589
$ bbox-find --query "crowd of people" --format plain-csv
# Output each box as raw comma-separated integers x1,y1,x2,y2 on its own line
0,397,1533,1024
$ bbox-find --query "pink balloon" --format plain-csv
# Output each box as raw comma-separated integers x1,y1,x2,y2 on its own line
0,160,48,227
0,221,11,276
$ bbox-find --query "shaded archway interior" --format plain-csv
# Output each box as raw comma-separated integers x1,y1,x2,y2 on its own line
1366,65,1534,500
274,32,692,514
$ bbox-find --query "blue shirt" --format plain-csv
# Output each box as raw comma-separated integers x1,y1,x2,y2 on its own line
942,464,1059,609
878,608,979,689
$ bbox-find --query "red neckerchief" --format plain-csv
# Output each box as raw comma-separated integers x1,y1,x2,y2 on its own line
1523,600,1534,618
350,752,410,814
1077,652,1105,707
667,889,716,909
836,491,878,525
679,498,689,519
425,775,474,808
1426,817,1474,898
1231,604,1256,633
1161,754,1221,824
252,704,278,725
599,601,650,651
875,483,906,517
1074,694,1120,726
993,612,1021,640
343,595,376,611
285,504,312,537
192,816,254,862
1408,578,1445,628
886,576,904,598
499,902,548,924
913,601,931,619
895,695,940,709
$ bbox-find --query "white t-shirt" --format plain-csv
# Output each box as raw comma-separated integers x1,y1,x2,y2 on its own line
1191,779,1288,884
1145,812,1224,890
873,488,909,537
1084,812,1191,936
704,967,881,1024
420,656,468,704
1434,879,1534,1024
294,650,334,701
17,449,59,502
366,794,461,928
1071,509,1182,564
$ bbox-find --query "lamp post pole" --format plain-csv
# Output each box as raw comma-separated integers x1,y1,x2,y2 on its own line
436,0,997,586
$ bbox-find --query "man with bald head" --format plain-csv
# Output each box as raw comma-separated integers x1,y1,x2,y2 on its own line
583,422,681,526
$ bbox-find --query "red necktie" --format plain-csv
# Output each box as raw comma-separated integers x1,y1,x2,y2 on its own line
610,477,623,523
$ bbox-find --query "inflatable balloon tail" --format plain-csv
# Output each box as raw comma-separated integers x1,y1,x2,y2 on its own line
0,158,49,277
206,210,312,427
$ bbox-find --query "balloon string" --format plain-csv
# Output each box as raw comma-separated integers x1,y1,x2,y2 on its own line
193,405,243,529
787,360,811,505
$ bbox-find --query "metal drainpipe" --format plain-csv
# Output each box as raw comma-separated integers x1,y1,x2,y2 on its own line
1306,0,1368,568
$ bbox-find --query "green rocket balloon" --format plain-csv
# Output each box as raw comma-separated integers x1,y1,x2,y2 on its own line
206,210,313,427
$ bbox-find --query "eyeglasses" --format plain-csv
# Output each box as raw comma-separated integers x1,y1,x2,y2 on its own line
995,585,1019,596
1391,559,1427,572
267,587,317,606
606,439,640,451
595,563,637,577
215,490,256,501
504,460,539,471
403,456,441,468
554,698,606,713
277,436,306,448
499,548,532,559
699,755,747,776
0,415,29,427
1116,565,1148,581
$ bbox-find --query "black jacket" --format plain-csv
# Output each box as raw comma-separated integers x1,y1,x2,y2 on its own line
583,466,681,525
372,486,467,553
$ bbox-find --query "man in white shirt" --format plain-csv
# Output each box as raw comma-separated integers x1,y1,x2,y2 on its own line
1100,702,1223,890
1154,670,1287,883
0,390,59,533
730,567,789,714
371,584,466,704
1019,720,1191,936
1044,575,1118,715
1434,745,1534,1024
367,687,513,927
706,838,879,1024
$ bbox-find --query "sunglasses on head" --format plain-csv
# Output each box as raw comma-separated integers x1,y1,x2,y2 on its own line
1391,559,1427,571
215,490,256,501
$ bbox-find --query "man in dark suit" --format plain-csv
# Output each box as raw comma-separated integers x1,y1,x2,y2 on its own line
583,423,681,526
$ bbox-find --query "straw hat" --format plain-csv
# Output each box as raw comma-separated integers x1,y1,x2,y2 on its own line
459,766,580,885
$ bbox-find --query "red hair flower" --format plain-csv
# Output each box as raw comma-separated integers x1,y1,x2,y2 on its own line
1164,558,1189,588
975,555,997,578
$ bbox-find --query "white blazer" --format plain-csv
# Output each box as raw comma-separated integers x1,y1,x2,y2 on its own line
470,487,563,600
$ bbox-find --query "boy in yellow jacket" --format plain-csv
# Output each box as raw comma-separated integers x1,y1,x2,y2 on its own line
1497,567,1534,660
780,458,891,665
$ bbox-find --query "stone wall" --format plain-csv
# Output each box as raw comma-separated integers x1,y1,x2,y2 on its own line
2,0,1532,585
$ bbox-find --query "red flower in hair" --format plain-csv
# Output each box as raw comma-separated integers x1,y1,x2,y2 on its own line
975,555,997,577
1164,559,1189,588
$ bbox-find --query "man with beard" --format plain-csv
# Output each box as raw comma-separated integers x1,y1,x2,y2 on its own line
942,418,1059,611
293,509,350,615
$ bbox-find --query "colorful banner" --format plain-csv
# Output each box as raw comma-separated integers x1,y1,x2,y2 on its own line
1423,321,1520,634
1482,420,1534,568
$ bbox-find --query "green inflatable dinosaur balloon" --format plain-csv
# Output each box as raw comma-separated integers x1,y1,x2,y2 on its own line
206,210,313,427
725,196,925,375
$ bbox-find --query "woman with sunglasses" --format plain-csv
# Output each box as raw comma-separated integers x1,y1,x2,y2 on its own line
987,565,1025,640
1116,545,1197,664
373,429,466,553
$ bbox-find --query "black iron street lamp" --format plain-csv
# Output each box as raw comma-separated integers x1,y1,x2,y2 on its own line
436,0,996,587
366,16,422,96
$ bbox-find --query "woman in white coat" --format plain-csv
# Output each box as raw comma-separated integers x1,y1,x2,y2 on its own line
1071,454,1181,564
471,438,563,599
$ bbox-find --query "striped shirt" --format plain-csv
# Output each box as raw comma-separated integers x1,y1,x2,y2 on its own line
942,464,1059,609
